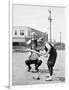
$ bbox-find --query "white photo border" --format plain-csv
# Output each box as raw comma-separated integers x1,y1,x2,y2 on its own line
9,1,66,88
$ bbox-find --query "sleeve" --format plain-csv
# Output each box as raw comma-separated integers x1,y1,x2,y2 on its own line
45,43,51,52
27,52,32,59
27,40,31,45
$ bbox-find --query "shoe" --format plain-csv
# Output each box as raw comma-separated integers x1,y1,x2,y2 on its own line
28,67,31,72
35,67,39,72
45,76,52,81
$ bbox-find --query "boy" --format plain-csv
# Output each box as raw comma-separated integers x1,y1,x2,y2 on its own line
25,32,42,72
42,42,57,80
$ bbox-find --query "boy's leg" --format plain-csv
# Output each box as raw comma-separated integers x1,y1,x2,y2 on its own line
35,59,42,72
47,61,53,76
25,60,32,72
47,53,57,76
46,55,57,80
46,60,54,80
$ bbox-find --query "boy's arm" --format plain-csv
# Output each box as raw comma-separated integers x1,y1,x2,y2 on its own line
44,43,51,57
19,48,41,56
29,49,41,56
44,50,50,57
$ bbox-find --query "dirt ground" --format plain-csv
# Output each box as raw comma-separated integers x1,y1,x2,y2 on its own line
12,50,65,86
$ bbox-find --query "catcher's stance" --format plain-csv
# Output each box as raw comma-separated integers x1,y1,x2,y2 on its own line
25,32,42,72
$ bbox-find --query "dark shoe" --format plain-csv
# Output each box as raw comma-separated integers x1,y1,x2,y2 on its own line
28,66,31,72
35,66,39,72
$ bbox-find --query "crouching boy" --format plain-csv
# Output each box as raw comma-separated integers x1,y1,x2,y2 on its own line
25,49,42,72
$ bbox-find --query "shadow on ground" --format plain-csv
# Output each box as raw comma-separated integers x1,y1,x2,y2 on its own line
31,68,61,73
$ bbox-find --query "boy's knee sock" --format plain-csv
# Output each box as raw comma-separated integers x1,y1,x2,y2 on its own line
48,65,53,76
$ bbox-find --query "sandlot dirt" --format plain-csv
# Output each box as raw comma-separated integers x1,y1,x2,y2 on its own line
12,50,65,85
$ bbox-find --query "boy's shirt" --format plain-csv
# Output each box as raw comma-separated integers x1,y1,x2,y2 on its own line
45,43,51,52
28,51,40,60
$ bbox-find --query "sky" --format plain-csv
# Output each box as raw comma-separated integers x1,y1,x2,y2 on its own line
12,4,65,43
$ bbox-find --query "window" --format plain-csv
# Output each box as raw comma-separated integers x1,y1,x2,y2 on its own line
20,30,24,35
15,30,17,35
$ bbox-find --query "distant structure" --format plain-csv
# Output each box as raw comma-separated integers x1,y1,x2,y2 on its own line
60,32,61,43
13,26,31,42
12,26,48,43
48,10,53,43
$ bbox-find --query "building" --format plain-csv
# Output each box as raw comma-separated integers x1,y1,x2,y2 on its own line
12,26,48,46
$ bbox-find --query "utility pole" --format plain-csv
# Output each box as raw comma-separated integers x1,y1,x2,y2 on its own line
48,10,53,43
60,32,61,43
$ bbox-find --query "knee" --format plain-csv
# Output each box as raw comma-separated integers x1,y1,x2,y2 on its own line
40,60,42,64
25,60,30,65
37,60,42,65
